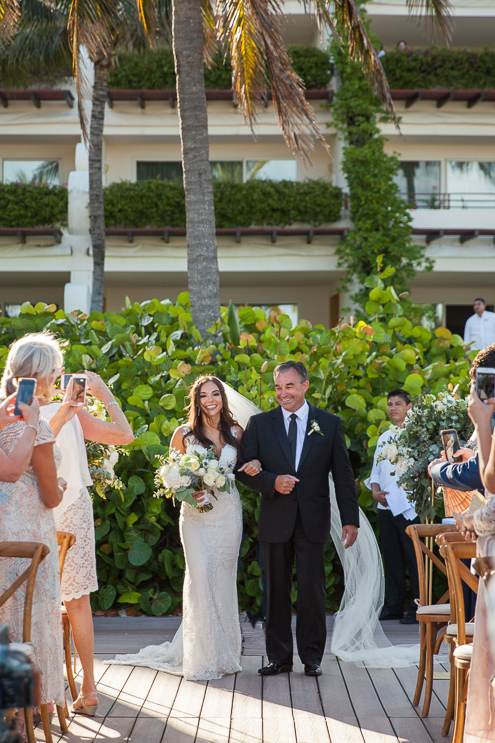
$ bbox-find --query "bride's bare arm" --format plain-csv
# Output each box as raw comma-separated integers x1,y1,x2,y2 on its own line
170,426,187,454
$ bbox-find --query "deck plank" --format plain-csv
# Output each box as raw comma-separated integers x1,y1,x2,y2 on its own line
162,716,199,743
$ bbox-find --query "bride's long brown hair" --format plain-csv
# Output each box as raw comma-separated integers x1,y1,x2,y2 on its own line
184,376,240,454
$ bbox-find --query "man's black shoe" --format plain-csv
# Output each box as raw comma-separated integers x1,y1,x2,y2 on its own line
304,663,322,677
379,609,403,620
400,614,419,625
258,662,292,676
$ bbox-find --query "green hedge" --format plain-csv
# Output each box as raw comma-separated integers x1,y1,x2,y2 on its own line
0,183,68,227
382,47,495,89
0,264,472,616
108,45,333,90
104,179,343,228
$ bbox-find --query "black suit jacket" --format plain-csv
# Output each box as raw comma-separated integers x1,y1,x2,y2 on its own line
236,404,359,544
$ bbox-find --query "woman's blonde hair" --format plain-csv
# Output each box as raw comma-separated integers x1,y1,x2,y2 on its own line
0,332,64,398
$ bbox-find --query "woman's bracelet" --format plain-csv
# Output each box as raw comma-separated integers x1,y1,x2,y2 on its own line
24,424,38,435
106,401,119,408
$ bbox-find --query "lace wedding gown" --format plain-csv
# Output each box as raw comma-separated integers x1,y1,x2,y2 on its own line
107,427,243,680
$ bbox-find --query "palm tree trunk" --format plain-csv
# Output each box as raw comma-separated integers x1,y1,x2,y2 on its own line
172,0,220,337
89,58,110,313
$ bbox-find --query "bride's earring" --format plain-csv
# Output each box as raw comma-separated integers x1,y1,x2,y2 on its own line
197,406,201,417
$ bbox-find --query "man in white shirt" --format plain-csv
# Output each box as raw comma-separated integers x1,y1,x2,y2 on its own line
366,389,420,624
464,298,495,351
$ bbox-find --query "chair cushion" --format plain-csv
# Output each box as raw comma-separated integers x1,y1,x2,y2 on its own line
453,643,473,661
416,604,451,616
445,623,475,637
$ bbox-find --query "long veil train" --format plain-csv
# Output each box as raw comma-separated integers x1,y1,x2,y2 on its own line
225,384,420,668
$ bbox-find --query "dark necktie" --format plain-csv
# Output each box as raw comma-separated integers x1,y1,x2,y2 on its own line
288,413,298,468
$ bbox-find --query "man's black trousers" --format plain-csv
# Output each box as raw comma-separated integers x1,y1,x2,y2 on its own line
378,509,420,616
262,510,327,666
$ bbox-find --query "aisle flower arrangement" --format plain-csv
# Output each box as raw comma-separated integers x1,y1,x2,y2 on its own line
381,389,473,520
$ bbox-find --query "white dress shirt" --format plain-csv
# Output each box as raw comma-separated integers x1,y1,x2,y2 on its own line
464,310,495,351
365,429,417,520
282,401,309,470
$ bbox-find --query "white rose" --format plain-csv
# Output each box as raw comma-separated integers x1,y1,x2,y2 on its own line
108,449,119,467
208,460,220,470
180,455,189,466
385,442,398,462
197,468,206,477
188,458,200,472
227,473,236,481
215,474,226,488
180,475,191,487
159,464,170,477
204,472,216,487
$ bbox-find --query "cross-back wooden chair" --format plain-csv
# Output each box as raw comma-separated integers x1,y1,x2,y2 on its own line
440,541,478,743
405,522,457,717
0,541,69,743
56,531,77,703
437,537,478,737
473,555,495,729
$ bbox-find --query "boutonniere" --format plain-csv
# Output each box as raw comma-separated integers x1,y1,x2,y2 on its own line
308,420,324,437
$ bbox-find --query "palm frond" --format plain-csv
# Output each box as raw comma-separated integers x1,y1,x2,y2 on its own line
202,0,218,68
331,0,397,126
218,0,329,163
135,0,156,45
0,0,21,48
406,0,454,43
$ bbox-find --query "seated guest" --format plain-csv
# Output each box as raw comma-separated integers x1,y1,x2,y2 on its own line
455,389,495,743
0,341,67,737
366,389,420,624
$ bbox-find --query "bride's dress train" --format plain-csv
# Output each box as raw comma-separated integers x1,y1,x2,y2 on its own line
106,431,243,680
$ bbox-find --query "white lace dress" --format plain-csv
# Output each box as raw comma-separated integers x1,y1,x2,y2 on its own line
107,429,243,680
0,420,65,707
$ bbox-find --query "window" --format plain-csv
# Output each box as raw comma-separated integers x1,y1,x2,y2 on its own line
246,160,298,181
394,161,441,208
447,161,495,207
262,304,299,326
136,161,243,182
2,160,59,185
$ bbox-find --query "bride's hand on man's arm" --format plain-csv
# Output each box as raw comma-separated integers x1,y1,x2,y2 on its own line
238,459,262,476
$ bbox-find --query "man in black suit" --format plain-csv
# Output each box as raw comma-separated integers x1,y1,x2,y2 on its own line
237,360,359,677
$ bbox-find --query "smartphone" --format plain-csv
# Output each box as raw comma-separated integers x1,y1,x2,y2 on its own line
14,378,37,416
440,428,462,463
476,367,495,401
70,375,87,404
60,373,72,391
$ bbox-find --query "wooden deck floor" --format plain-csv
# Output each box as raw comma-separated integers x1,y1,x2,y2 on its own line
40,616,452,743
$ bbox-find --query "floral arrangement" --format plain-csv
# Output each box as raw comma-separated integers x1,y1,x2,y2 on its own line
380,389,473,521
84,399,124,498
155,446,235,513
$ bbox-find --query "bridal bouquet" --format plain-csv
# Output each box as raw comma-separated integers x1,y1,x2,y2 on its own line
86,441,124,498
155,447,235,513
379,389,473,520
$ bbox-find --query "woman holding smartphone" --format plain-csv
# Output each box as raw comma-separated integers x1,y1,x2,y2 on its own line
2,332,134,717
0,343,67,737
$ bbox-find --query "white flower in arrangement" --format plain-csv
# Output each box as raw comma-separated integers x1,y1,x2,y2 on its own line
215,474,226,489
102,459,115,478
108,448,119,467
385,442,398,462
188,458,200,472
227,473,236,481
208,460,220,470
159,463,171,477
162,466,182,490
197,467,206,477
204,472,216,487
308,420,324,437
180,475,192,487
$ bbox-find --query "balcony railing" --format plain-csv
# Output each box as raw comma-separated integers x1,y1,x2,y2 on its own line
401,193,495,209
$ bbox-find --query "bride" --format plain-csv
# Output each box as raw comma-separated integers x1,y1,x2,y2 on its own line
107,376,260,680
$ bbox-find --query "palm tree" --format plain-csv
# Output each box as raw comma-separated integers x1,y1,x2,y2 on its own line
1,0,452,333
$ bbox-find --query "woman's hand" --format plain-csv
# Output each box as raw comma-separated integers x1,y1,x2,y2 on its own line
18,396,40,429
467,389,495,428
0,392,20,431
238,459,262,476
192,490,210,507
84,371,115,405
454,513,477,541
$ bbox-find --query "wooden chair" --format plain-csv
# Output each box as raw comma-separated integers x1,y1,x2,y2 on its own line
56,531,77,702
437,537,478,737
440,541,478,743
405,522,457,717
473,555,495,722
0,541,68,743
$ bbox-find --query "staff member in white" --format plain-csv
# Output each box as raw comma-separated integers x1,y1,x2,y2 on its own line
366,389,420,624
464,298,495,352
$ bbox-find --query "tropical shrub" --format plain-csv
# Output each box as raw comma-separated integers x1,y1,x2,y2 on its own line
0,263,471,615
104,179,343,228
382,47,495,90
108,46,333,91
0,183,68,227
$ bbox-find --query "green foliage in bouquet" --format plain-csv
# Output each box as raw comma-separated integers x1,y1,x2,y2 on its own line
382,391,473,521
0,263,471,615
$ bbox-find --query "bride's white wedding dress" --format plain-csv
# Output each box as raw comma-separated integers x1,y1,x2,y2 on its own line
106,427,243,680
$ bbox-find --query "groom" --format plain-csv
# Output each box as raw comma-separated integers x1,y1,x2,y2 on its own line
237,360,359,677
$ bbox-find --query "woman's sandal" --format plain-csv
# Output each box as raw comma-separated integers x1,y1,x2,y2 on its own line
71,691,99,716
